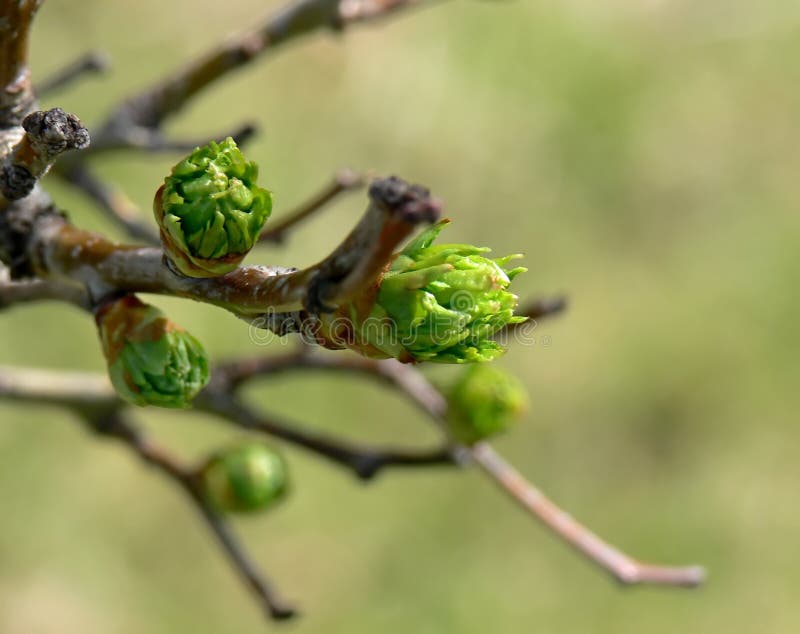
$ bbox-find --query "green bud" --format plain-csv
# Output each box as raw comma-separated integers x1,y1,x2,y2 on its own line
198,444,289,514
446,364,529,444
96,295,209,408
330,219,526,363
154,137,272,277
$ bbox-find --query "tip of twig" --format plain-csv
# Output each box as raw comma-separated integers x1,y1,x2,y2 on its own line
86,51,113,73
335,167,366,190
674,565,707,588
521,295,569,321
616,563,707,588
231,122,259,147
369,176,441,224
351,455,395,482
23,108,90,154
267,604,299,621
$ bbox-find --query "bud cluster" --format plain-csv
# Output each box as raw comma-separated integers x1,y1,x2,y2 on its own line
315,220,527,363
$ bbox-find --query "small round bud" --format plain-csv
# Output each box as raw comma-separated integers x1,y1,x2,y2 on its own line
155,137,272,277
96,295,209,408
198,444,289,514
446,364,529,444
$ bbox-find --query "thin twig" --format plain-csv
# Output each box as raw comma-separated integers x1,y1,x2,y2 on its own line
0,367,297,620
0,0,42,127
0,277,89,310
197,391,454,480
86,410,297,620
11,176,438,318
185,483,297,620
0,365,114,408
59,164,159,244
216,350,447,420
338,0,442,24
470,442,706,587
35,51,111,97
495,295,569,341
219,348,706,588
260,168,366,244
0,364,453,481
517,295,568,322
86,0,440,152
103,121,259,154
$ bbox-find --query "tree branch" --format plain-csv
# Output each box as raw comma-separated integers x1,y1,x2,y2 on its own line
0,365,460,618
85,410,297,621
99,121,259,154
35,51,111,97
516,295,568,322
0,367,297,620
259,168,366,244
0,364,453,481
0,276,89,310
0,365,114,408
494,295,569,343
216,350,448,420
219,347,706,588
0,0,42,127
59,164,160,244
9,175,438,318
86,0,437,153
150,121,258,152
199,392,453,480
469,442,705,587
0,348,706,590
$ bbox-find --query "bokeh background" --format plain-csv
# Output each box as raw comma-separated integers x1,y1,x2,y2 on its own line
1,0,799,632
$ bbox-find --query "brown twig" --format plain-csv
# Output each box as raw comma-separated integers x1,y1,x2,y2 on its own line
0,363,454,481
100,121,259,154
216,350,448,420
0,367,296,619
469,443,705,587
219,347,706,588
0,364,461,619
495,295,569,343
0,276,89,310
260,168,366,244
59,163,160,244
86,0,437,153
43,0,440,252
0,0,42,127
0,365,115,408
338,0,440,23
147,122,258,152
197,392,454,480
85,410,297,620
9,176,437,318
517,295,568,322
35,51,111,97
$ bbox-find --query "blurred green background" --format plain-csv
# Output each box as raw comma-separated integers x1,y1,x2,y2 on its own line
2,0,799,632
